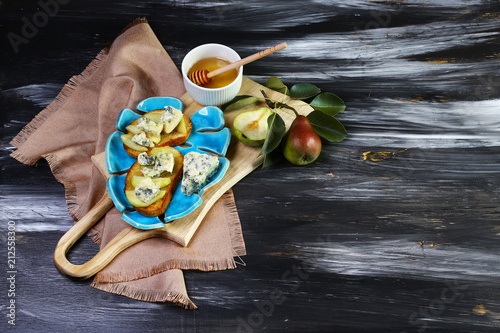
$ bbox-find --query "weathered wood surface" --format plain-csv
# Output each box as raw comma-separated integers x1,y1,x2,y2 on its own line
1,1,500,332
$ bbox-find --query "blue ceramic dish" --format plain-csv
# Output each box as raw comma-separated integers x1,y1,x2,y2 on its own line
105,97,231,230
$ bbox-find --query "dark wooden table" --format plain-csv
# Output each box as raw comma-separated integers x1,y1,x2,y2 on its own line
2,1,500,332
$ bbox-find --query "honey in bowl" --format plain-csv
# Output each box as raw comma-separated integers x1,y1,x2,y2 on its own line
188,57,239,89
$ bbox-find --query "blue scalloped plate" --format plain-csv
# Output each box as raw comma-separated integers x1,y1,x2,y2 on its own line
105,96,231,230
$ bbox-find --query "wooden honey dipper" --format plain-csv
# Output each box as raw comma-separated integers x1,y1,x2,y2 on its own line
188,42,288,87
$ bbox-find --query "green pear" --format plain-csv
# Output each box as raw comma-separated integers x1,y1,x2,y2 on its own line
131,176,171,188
282,115,322,165
125,190,166,207
233,107,273,146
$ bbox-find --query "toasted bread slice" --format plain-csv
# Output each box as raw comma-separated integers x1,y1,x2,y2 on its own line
122,109,192,158
124,147,183,217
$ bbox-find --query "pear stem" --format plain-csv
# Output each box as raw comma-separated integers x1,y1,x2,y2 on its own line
260,90,299,117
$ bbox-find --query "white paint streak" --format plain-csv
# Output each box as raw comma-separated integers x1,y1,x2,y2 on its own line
282,20,499,61
4,83,62,107
0,187,73,232
297,238,500,282
343,99,500,148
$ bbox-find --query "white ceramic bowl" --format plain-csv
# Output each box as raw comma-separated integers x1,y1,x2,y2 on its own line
182,43,243,106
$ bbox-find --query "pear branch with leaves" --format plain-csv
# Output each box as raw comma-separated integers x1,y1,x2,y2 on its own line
223,76,347,167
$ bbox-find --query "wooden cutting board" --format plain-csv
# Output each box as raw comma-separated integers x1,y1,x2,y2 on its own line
53,76,312,279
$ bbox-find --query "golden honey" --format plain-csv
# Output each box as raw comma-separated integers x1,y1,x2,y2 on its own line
188,57,238,88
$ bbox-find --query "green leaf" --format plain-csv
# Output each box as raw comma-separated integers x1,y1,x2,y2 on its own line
262,147,283,168
289,83,321,100
310,92,346,116
265,76,288,94
221,95,260,112
307,110,347,142
260,112,286,156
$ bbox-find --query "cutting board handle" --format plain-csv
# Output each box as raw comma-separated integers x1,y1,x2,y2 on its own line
53,190,162,280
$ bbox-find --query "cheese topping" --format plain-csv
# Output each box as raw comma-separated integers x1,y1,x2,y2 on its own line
140,151,174,178
160,106,183,133
155,151,175,174
137,152,156,166
137,117,163,137
131,132,154,147
134,177,160,203
181,152,220,196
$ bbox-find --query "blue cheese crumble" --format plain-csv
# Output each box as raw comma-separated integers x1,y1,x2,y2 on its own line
155,151,174,173
160,106,183,133
134,177,160,203
137,117,163,136
131,132,154,147
141,151,174,178
181,152,220,196
138,152,156,166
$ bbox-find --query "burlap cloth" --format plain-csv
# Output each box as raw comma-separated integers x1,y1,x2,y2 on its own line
10,19,246,309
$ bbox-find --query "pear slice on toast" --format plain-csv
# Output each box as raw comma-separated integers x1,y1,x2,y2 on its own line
124,147,183,217
121,109,192,158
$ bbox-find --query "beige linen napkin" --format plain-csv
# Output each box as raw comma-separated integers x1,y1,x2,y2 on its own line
10,18,246,309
